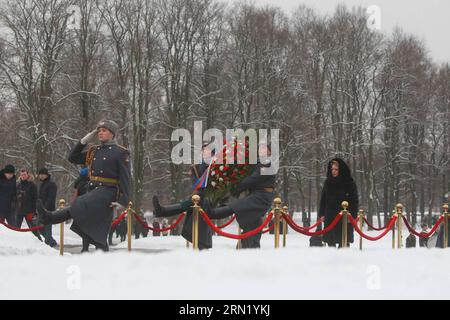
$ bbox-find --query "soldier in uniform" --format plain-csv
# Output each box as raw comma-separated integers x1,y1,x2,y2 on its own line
152,143,214,249
153,142,276,249
205,142,276,248
37,120,131,252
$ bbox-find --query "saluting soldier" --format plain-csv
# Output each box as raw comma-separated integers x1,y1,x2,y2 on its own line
37,120,131,252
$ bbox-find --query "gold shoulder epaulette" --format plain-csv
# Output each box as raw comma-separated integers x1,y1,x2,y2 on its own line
117,144,129,151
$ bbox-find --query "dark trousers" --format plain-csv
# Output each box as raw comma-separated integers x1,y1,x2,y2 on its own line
41,225,57,247
16,215,43,241
0,211,16,226
240,218,263,249
108,227,115,245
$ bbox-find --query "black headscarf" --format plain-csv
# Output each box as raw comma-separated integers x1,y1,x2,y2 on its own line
325,158,354,188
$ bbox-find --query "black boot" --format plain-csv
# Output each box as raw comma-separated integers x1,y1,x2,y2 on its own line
152,196,163,216
81,237,90,253
153,196,189,217
208,206,234,219
95,243,109,252
37,200,71,225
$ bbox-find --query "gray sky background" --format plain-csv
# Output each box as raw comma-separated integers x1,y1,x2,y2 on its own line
228,0,450,64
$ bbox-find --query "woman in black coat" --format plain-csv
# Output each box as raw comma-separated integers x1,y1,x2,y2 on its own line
0,165,17,225
318,158,359,247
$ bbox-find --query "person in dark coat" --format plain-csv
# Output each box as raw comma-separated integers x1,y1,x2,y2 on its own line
268,218,283,235
142,218,149,238
318,158,359,248
302,211,311,228
119,220,127,242
203,142,277,249
152,219,161,237
419,224,429,247
37,120,131,252
0,164,17,226
161,219,169,236
15,169,42,241
134,219,143,239
405,232,417,248
152,144,215,249
37,168,58,247
108,209,121,246
309,223,324,247
169,218,179,236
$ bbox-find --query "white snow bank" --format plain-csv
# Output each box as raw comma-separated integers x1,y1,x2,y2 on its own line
0,225,59,256
0,221,449,300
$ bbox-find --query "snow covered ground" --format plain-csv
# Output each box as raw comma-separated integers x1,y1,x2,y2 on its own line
1,214,449,300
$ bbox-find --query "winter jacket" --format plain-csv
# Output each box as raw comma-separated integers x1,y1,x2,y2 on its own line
38,176,57,211
0,170,16,218
16,180,37,217
318,158,359,246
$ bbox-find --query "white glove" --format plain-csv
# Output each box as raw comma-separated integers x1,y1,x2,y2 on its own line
110,202,123,209
80,129,98,144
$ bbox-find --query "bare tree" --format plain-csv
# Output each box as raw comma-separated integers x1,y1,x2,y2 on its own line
0,0,71,171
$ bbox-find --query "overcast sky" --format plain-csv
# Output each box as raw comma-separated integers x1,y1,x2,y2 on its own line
228,0,450,64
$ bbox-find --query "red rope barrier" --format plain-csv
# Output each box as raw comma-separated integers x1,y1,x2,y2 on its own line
200,210,274,240
298,217,324,231
262,224,275,234
0,219,44,233
282,213,342,236
132,211,186,232
363,217,389,231
216,215,236,229
402,216,444,239
111,210,128,227
348,215,397,241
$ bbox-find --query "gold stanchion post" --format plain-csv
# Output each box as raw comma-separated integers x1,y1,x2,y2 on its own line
127,202,133,252
58,199,66,256
391,209,396,249
396,204,404,249
273,198,282,249
341,201,349,248
443,203,449,249
192,195,200,250
282,206,288,248
237,226,242,250
358,209,364,251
